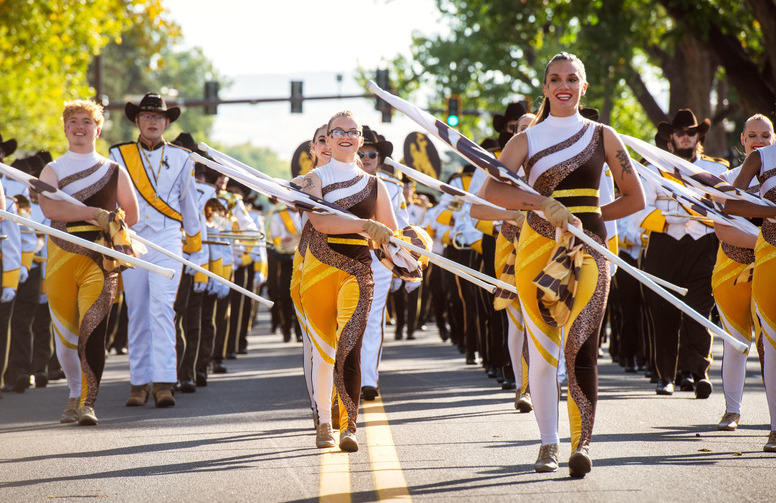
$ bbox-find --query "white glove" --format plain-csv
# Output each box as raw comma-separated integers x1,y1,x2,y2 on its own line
216,282,230,299
19,266,29,284
405,281,421,293
255,272,266,286
193,281,207,294
184,266,196,276
390,277,403,293
1,287,16,303
39,293,48,304
207,280,220,296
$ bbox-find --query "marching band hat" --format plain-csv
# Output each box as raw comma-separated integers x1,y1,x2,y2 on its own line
125,93,181,124
26,154,45,177
579,107,600,122
362,125,393,159
171,132,206,156
479,137,500,152
657,109,710,142
493,102,528,133
0,133,17,157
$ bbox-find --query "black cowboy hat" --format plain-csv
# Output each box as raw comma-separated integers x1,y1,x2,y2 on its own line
125,93,181,124
579,107,599,123
0,133,17,158
171,132,206,156
11,157,30,174
362,125,393,159
35,150,53,165
657,109,711,142
493,102,528,133
26,154,45,177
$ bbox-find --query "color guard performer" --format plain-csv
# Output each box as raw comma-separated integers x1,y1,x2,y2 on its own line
39,99,139,425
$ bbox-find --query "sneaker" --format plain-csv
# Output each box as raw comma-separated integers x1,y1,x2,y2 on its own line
339,430,358,452
764,431,776,452
717,412,740,431
568,445,592,478
77,406,98,426
60,397,79,423
533,444,559,472
316,423,336,448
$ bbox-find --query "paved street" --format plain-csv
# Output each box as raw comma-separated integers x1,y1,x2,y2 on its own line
1,313,773,502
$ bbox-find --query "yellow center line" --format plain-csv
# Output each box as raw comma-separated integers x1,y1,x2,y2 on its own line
362,396,412,502
320,446,350,503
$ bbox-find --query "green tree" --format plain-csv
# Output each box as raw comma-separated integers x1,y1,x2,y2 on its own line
387,0,772,156
0,0,177,157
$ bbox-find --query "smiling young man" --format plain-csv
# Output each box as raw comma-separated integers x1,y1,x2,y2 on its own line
109,93,202,408
641,109,730,399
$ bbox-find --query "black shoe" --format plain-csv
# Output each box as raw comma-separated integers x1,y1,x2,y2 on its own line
180,379,196,393
439,329,449,342
694,379,712,399
34,372,49,388
395,331,403,340
13,375,30,393
487,367,498,379
237,348,248,355
195,371,208,387
212,361,227,374
174,381,182,392
465,356,477,365
112,346,127,355
283,333,291,343
406,333,416,340
679,375,695,392
296,335,303,343
226,352,237,360
501,379,516,390
457,345,466,354
362,386,379,401
656,379,674,395
48,369,66,381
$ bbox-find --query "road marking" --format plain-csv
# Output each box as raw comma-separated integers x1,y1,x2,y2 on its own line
320,447,350,503
362,396,412,502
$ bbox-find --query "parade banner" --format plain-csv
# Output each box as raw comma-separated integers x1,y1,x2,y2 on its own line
291,140,314,178
403,132,441,178
367,80,747,353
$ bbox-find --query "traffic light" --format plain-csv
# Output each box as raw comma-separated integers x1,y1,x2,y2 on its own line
446,94,461,127
375,69,392,123
204,81,219,115
290,81,303,114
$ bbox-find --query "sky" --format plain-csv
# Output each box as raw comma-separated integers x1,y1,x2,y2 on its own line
162,0,455,162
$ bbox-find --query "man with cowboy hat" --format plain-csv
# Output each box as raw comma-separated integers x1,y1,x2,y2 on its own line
358,125,409,401
641,108,729,398
109,93,202,408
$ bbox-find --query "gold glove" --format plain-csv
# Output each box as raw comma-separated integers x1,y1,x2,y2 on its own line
93,208,113,233
362,220,393,245
540,197,574,228
511,210,526,227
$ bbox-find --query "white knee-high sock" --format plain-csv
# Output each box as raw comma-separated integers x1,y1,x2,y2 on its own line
54,335,81,399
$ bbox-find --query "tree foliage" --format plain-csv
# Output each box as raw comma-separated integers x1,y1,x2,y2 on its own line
0,0,178,157
390,0,773,156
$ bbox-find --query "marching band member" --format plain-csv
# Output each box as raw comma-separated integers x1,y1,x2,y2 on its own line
110,93,201,408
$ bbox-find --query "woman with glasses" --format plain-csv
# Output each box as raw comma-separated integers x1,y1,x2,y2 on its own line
297,111,398,451
480,52,645,477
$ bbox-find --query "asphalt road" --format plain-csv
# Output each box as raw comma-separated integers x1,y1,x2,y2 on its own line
1,314,773,502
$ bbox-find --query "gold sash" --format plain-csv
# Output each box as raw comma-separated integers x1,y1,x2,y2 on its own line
118,144,182,222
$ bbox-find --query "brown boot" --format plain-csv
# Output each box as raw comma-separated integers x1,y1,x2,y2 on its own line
153,383,176,407
126,384,150,406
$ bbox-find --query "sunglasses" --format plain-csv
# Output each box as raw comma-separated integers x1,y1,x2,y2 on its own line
358,151,379,159
674,128,698,138
329,129,361,139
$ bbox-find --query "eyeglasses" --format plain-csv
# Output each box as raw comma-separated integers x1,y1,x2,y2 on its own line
358,151,379,159
329,129,361,139
139,113,166,122
674,128,697,138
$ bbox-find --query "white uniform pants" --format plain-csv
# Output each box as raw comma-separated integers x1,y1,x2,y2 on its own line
360,252,392,388
123,229,183,385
